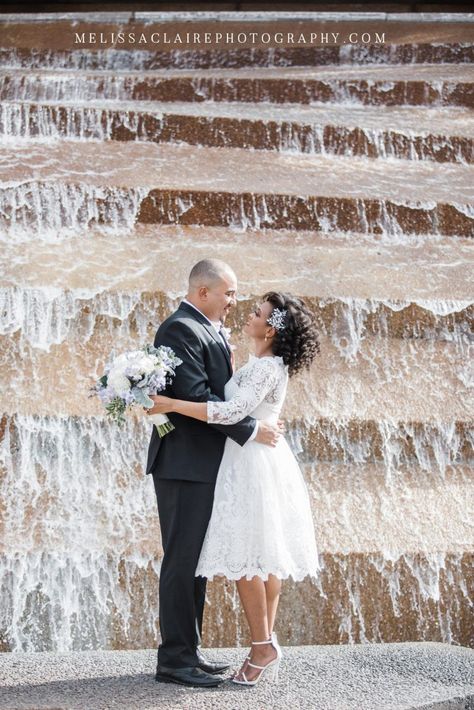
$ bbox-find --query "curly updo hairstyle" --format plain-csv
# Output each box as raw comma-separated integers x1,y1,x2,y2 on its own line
263,291,320,377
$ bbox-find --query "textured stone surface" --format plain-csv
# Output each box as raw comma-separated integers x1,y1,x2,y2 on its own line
0,643,473,710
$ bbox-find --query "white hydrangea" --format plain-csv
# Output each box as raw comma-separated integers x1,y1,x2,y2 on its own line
122,352,157,378
139,355,158,375
113,352,133,367
107,369,131,394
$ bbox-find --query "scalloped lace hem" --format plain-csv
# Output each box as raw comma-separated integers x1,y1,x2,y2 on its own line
195,567,321,582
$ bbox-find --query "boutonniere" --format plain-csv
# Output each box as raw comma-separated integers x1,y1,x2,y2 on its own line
220,326,236,351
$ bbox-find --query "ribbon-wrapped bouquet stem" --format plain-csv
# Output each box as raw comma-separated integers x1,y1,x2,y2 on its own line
90,344,182,437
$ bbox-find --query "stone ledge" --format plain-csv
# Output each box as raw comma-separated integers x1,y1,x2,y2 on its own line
1,11,474,23
2,67,472,107
1,100,472,163
0,642,473,710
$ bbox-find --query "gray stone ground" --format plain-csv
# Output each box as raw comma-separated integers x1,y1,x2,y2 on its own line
0,643,473,710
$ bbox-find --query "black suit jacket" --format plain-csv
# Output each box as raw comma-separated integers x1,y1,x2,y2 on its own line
145,301,256,483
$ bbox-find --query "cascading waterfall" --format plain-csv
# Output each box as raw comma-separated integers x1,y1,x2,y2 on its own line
1,102,470,165
1,412,471,651
0,413,161,652
0,42,472,72
0,183,150,243
0,24,472,653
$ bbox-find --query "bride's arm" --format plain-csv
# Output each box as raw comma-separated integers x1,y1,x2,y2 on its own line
149,397,208,422
147,358,279,425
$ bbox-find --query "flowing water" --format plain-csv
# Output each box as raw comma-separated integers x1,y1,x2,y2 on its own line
0,19,473,652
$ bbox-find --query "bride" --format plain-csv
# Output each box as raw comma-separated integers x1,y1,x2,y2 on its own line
148,290,321,686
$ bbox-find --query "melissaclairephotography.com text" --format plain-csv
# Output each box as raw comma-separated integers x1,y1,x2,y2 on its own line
73,29,387,47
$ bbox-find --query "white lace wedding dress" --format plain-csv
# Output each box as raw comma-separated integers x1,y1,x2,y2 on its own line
195,354,320,582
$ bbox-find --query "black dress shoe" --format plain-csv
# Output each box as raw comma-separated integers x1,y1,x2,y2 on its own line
155,664,225,688
196,649,231,675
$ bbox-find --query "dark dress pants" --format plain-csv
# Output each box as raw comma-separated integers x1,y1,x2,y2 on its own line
153,476,215,668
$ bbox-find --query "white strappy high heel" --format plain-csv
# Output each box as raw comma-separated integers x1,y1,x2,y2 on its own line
271,631,281,655
240,631,282,668
242,632,281,663
232,637,282,686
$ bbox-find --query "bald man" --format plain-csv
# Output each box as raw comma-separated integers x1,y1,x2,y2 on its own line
145,259,281,688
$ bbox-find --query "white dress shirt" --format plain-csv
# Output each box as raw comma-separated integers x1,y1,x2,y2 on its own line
182,298,258,440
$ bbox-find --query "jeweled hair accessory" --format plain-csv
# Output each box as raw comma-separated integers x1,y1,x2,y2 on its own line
267,308,287,331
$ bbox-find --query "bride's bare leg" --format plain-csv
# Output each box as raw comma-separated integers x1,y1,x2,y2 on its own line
264,574,282,635
234,576,277,682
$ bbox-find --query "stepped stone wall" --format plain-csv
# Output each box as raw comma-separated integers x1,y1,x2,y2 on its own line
0,13,473,653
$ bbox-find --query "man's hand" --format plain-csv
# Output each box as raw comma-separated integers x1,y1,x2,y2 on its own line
255,420,285,447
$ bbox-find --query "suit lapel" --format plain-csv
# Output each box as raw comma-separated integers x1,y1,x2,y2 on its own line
203,322,232,366
178,302,232,373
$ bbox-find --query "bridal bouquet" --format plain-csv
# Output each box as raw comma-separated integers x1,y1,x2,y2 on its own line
90,344,182,437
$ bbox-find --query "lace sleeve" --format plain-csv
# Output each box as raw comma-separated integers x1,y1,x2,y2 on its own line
207,358,279,425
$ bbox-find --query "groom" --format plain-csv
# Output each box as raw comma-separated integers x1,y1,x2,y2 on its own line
145,259,282,688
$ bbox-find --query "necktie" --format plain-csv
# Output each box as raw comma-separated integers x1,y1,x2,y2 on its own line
218,324,231,354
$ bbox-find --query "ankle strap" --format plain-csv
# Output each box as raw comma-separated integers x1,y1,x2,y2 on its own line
251,638,272,645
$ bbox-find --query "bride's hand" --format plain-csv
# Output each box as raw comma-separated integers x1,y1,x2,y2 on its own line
146,395,174,415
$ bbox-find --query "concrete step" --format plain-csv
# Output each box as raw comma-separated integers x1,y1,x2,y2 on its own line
0,142,472,238
1,225,472,394
1,226,471,318
0,229,471,424
0,644,473,709
0,14,473,71
1,64,473,107
2,41,473,71
0,330,474,426
2,453,471,557
2,99,472,164
2,325,473,458
293,416,473,467
305,462,474,556
0,544,472,649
